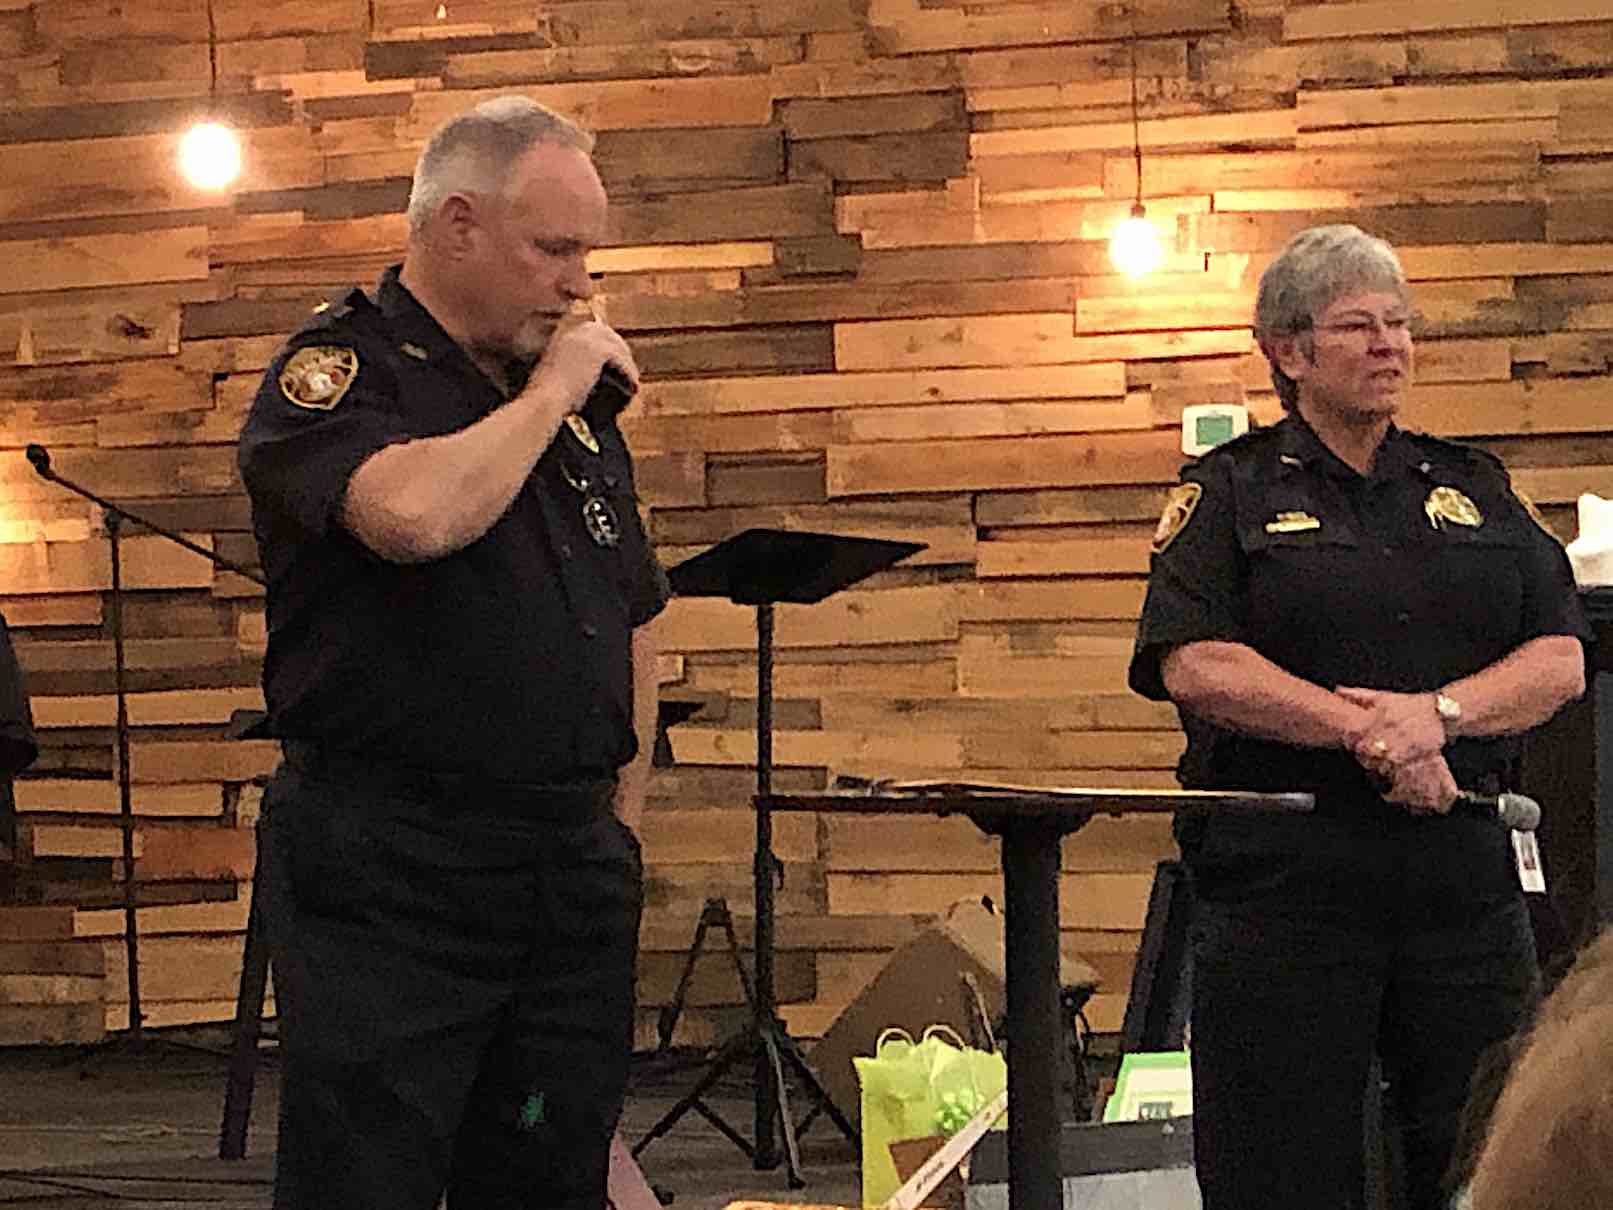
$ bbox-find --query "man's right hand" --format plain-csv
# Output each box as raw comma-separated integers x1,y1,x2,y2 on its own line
522,315,639,415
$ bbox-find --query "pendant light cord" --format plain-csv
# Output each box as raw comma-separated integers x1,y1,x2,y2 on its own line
1129,10,1143,213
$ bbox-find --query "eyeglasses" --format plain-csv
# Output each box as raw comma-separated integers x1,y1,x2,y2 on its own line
1309,313,1414,342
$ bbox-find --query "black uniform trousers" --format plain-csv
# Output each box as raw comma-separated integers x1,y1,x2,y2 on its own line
259,747,643,1210
1186,804,1537,1210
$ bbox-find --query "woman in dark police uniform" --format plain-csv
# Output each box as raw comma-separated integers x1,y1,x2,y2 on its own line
1129,225,1589,1210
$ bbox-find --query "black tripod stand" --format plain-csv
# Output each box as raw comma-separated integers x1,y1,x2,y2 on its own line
22,444,267,1044
633,528,923,1187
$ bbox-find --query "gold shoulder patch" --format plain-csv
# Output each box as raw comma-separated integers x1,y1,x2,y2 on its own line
279,346,359,411
1514,487,1558,540
1152,483,1204,554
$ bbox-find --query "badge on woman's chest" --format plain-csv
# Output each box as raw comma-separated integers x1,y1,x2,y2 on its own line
1425,486,1483,531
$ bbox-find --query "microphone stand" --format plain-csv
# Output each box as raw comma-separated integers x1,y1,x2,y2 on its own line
23,445,266,1045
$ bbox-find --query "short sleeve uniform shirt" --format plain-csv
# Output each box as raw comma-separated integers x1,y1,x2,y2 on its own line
1130,416,1589,814
238,267,669,782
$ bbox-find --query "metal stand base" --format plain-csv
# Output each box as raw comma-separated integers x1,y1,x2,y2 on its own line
633,1009,855,1188
635,894,854,1187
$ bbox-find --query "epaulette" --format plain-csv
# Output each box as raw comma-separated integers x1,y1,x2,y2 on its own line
1188,421,1282,468
297,286,376,334
1402,430,1508,480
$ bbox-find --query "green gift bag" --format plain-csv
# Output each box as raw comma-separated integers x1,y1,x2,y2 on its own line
853,1025,1008,1206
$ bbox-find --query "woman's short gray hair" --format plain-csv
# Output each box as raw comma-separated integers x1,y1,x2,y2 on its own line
1254,224,1410,411
406,96,595,236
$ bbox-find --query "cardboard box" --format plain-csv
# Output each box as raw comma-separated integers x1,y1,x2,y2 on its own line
809,897,1099,1128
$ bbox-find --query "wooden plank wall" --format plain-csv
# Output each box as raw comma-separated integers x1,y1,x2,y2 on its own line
3,0,1613,1045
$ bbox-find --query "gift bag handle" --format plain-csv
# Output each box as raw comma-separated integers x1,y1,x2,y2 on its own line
921,1023,968,1050
921,1023,987,1134
875,1026,917,1054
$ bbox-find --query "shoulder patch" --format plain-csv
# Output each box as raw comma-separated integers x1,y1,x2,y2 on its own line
279,346,359,411
1513,487,1559,541
1152,482,1204,554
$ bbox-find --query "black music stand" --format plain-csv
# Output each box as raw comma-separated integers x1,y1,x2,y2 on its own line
633,528,924,1187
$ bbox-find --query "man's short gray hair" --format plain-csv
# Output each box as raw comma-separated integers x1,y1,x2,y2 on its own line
1254,224,1410,412
406,96,595,236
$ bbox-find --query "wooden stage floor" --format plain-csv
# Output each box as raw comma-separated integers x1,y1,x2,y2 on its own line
0,1039,861,1210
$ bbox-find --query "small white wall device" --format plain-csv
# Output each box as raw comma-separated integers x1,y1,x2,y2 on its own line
1181,404,1249,455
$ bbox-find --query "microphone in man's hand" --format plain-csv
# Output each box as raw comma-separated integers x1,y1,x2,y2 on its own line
24,444,53,479
1455,791,1541,832
580,364,636,433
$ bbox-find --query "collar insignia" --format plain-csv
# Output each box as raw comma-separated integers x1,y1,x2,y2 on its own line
1425,486,1483,530
1265,511,1322,534
278,346,358,411
400,342,430,361
564,413,601,454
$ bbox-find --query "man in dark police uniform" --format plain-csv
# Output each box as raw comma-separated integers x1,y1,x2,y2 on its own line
237,96,667,1210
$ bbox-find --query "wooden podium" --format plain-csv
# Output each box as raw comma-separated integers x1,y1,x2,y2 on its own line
761,784,1312,1210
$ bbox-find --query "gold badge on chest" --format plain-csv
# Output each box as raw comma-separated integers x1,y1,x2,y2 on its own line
1425,486,1483,530
563,413,601,454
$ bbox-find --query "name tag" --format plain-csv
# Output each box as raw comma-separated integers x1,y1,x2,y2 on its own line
1512,830,1546,894
1265,511,1322,534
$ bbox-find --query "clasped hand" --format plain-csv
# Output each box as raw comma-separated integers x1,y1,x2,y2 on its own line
1337,686,1457,814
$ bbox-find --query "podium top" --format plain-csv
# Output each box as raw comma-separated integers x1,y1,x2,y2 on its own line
667,528,924,605
761,782,1314,820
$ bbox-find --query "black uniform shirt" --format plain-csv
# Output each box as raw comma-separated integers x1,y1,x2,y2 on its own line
238,266,669,781
1130,416,1590,811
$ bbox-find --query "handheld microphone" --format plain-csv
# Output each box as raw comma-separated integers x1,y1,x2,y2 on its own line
580,364,636,433
24,444,52,479
1455,791,1541,832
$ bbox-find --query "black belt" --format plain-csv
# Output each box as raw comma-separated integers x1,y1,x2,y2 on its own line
281,741,616,823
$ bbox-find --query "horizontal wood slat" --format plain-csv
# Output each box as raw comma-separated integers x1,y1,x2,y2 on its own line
3,0,1612,1046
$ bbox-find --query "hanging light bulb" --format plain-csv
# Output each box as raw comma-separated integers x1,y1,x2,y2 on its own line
1111,203,1163,277
175,4,243,191
178,121,242,191
1108,9,1160,277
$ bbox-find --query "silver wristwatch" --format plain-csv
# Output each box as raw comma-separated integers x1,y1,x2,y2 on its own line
1434,691,1463,735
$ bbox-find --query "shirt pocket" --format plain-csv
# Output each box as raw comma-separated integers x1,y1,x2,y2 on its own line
1237,512,1372,655
1237,510,1362,565
1407,516,1531,648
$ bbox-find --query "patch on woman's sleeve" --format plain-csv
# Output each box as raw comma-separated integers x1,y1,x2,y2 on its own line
1152,482,1204,554
1513,487,1559,541
278,346,359,411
